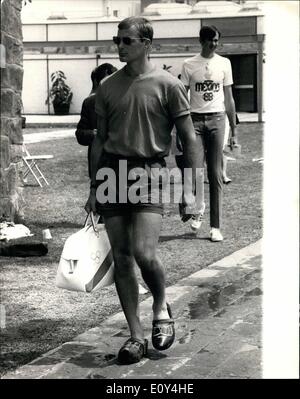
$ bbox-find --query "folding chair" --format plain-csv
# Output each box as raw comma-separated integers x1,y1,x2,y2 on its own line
22,144,54,187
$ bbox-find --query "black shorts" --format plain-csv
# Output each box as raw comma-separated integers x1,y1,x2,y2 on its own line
95,152,167,217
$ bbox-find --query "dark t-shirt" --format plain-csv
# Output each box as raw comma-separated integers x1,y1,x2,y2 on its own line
95,66,190,158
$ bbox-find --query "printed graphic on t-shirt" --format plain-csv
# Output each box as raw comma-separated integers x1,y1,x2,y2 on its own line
181,54,232,113
194,79,220,102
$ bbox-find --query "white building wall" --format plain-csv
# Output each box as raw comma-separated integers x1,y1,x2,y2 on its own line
152,19,200,38
22,56,99,115
21,0,140,22
97,22,119,40
47,23,97,42
21,8,264,114
22,58,48,114
22,24,47,42
48,57,97,114
22,53,190,114
22,0,105,21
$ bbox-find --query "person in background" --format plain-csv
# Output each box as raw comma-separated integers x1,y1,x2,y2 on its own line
181,25,238,242
75,63,117,177
85,17,198,365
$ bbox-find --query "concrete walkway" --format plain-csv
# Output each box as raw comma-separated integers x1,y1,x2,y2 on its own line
24,114,80,126
2,240,262,380
23,112,263,127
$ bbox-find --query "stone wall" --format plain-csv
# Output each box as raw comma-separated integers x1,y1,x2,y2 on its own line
0,0,25,222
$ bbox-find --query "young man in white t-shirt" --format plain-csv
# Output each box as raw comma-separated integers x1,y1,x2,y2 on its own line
181,25,238,241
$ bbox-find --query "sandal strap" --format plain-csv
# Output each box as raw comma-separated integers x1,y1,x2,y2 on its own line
166,303,173,318
152,318,174,325
152,302,174,325
122,338,148,355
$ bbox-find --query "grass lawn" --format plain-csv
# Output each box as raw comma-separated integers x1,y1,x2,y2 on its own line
0,122,263,376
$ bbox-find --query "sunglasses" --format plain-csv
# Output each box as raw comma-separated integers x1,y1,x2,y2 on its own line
113,36,149,46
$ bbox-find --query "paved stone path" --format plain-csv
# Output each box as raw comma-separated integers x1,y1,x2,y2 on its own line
2,240,262,380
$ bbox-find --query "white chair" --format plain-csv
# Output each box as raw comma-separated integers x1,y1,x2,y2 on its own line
22,144,54,187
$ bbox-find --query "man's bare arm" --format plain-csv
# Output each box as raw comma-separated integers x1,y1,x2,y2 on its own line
224,85,238,146
174,114,198,169
174,114,199,221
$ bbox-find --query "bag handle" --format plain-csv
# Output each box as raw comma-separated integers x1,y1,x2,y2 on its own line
84,212,101,232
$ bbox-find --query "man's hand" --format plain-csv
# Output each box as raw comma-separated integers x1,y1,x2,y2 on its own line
179,191,197,222
229,124,239,150
179,202,198,223
84,187,97,214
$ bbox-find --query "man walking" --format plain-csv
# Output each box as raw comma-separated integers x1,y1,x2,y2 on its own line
85,17,198,365
77,64,149,295
181,25,238,241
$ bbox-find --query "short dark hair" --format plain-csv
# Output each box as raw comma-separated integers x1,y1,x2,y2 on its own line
118,17,153,43
199,25,221,42
91,63,117,85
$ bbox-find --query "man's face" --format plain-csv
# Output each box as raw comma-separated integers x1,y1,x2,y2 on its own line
200,32,219,53
115,26,148,63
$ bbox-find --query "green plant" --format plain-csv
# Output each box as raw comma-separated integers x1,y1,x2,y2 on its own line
46,71,73,112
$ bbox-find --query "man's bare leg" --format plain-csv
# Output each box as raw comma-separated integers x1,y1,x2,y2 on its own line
104,214,144,341
131,212,169,321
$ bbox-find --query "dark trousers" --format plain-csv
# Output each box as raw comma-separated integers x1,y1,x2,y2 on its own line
191,112,226,228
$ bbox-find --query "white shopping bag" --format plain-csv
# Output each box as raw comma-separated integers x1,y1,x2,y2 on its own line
56,213,114,293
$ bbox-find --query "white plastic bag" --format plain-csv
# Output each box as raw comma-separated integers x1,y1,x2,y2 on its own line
56,213,114,293
0,222,33,241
